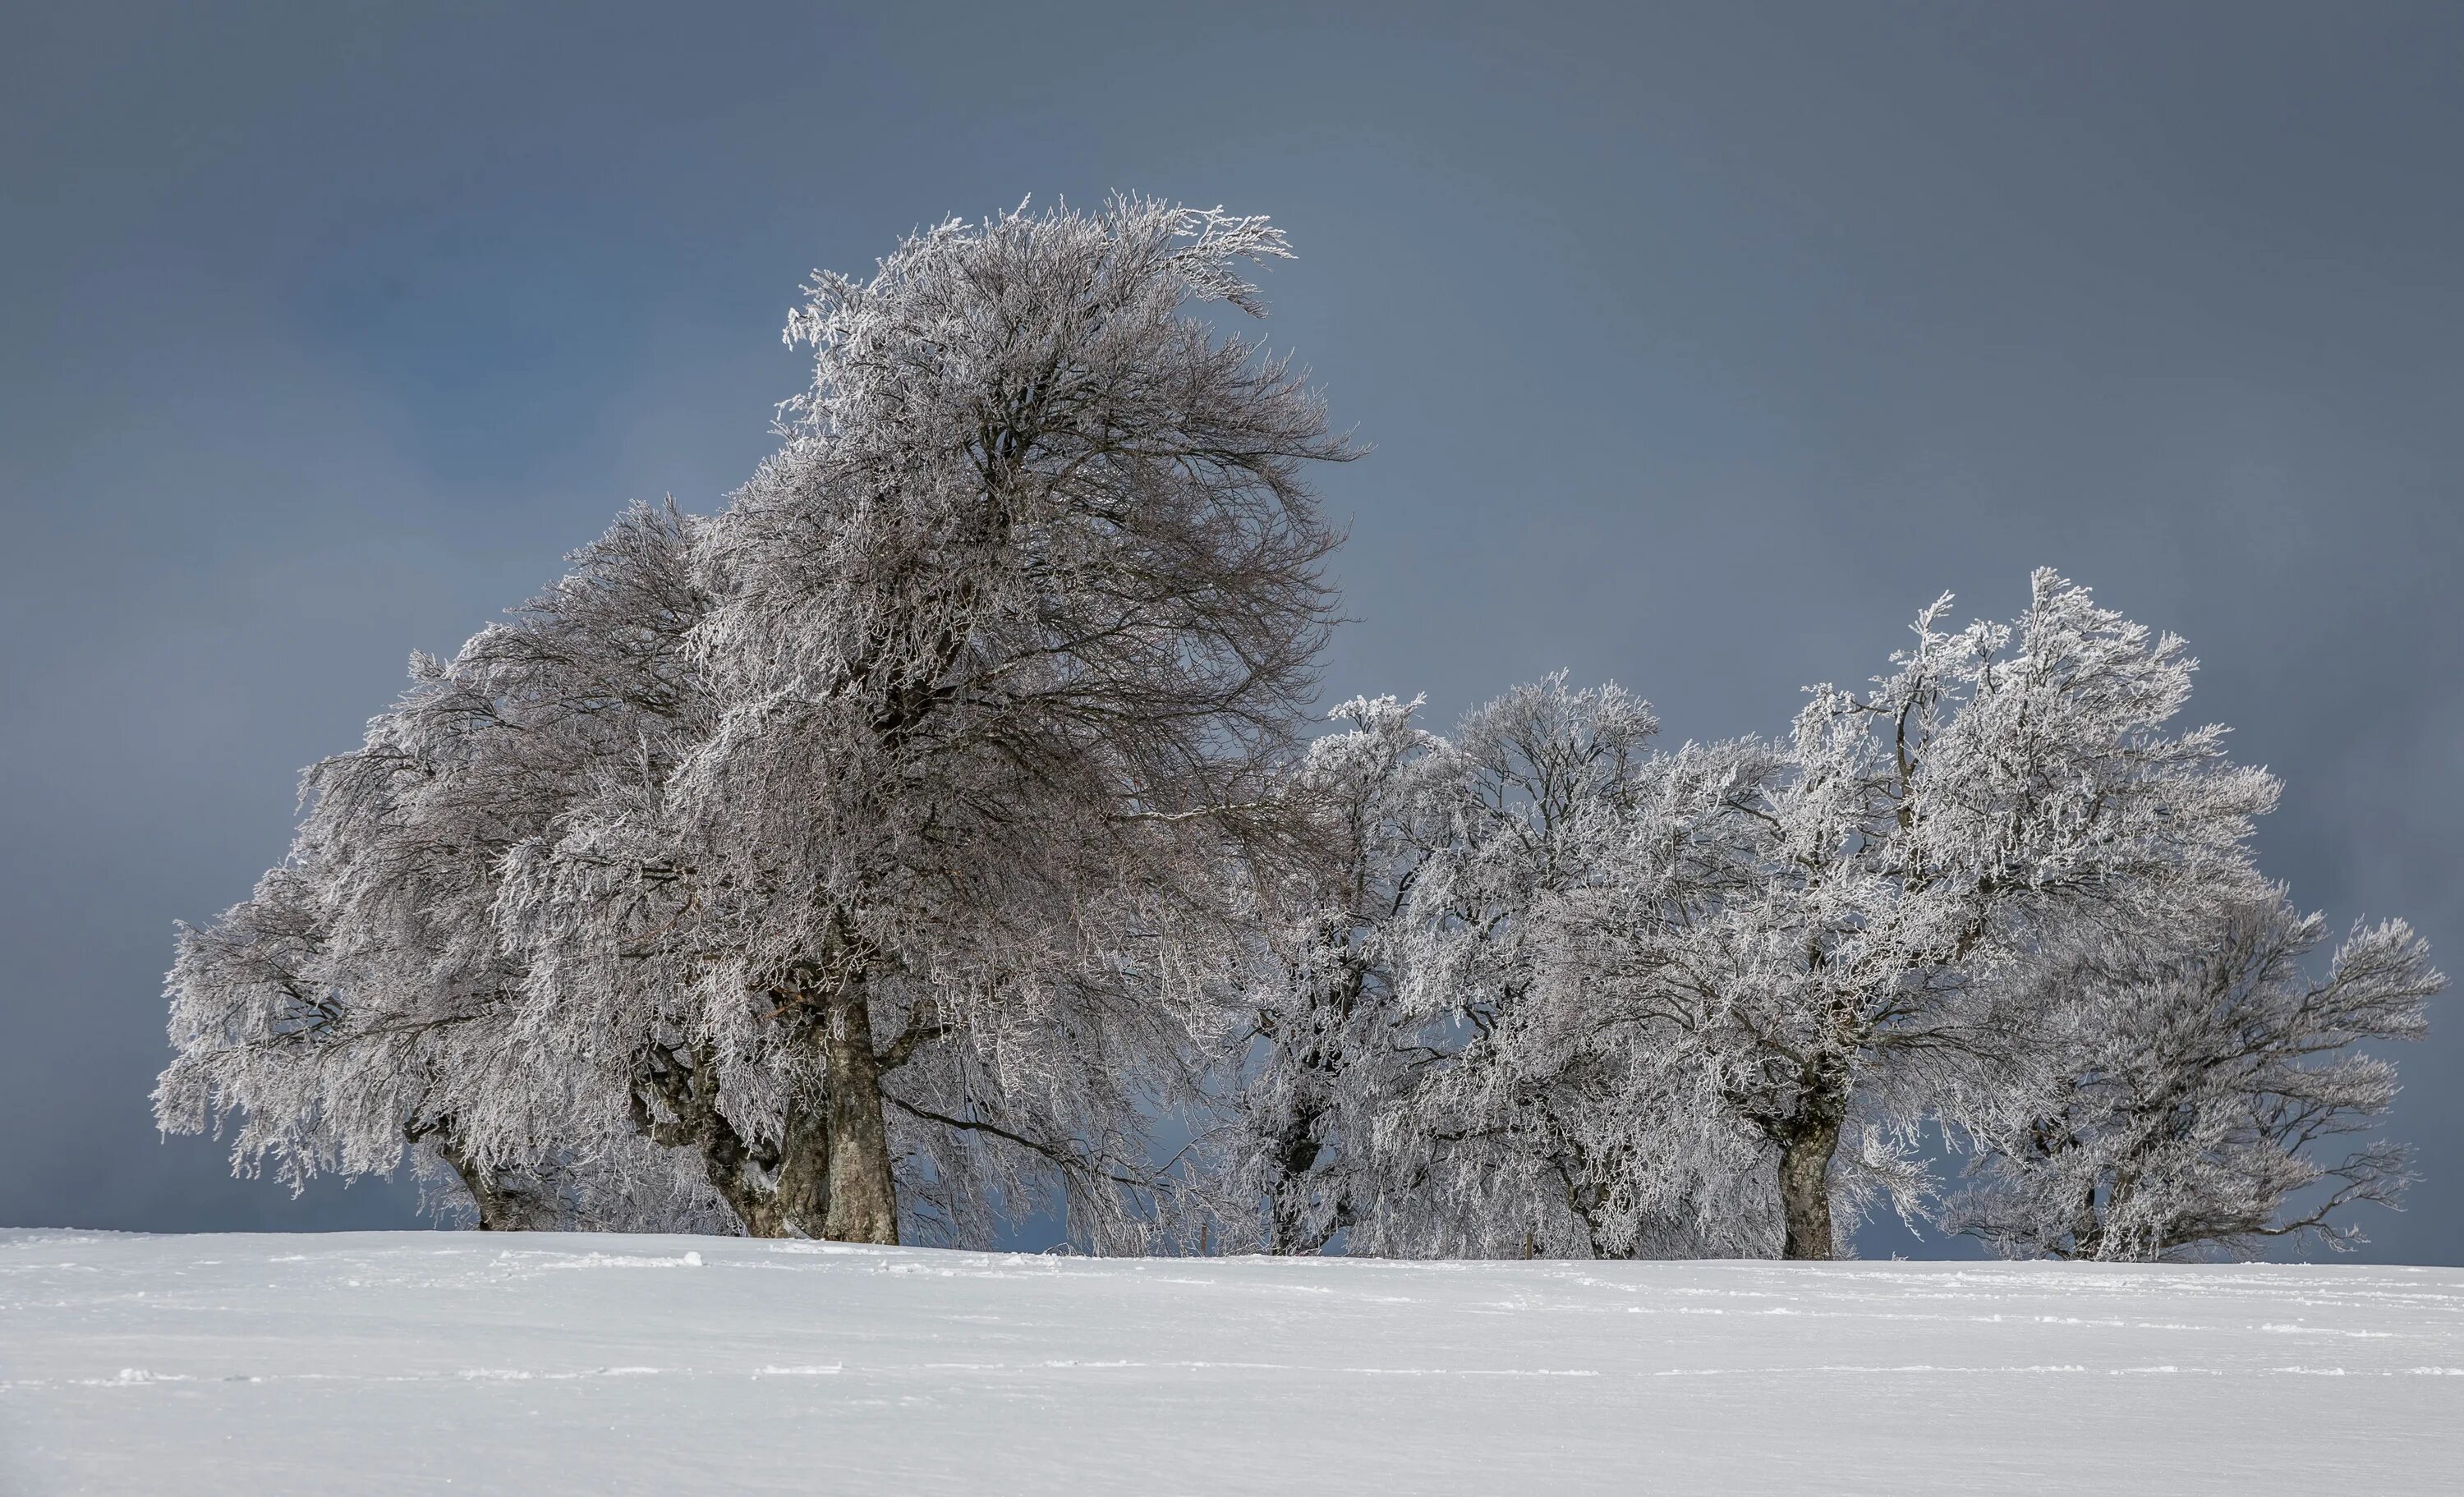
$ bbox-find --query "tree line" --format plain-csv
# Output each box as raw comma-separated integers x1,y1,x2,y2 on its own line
159,196,2441,1262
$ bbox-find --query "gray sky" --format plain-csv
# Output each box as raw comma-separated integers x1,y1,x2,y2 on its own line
4,2,2457,1261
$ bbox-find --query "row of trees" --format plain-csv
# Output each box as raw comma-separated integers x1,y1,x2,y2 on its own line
159,197,2441,1261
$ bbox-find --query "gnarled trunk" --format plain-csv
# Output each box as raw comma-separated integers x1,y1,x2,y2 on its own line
692,1102,830,1240
631,980,900,1243
1777,1117,1841,1260
423,1127,552,1232
1265,1104,1334,1255
1775,1068,1850,1261
635,1039,789,1235
763,1100,834,1238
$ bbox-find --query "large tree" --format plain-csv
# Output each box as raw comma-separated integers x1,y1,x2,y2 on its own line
164,196,1350,1247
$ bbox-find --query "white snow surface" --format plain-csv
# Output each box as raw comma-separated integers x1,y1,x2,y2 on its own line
5,1231,2460,1494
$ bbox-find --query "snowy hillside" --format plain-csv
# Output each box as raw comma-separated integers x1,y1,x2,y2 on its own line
5,1231,2460,1495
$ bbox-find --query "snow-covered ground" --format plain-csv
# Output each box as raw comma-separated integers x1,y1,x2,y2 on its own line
4,1230,2460,1494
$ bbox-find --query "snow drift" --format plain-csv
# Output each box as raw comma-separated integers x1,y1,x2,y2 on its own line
4,1230,2459,1494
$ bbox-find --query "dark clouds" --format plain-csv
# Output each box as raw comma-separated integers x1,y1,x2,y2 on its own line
5,2,2457,1258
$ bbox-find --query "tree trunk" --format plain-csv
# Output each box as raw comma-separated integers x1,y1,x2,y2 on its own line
1777,1120,1841,1260
1776,1072,1849,1261
628,989,896,1243
427,1131,546,1232
765,1100,833,1238
1265,1103,1334,1255
632,1040,794,1237
818,980,899,1244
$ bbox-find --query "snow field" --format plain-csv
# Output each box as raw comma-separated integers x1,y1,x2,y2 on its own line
4,1230,2460,1494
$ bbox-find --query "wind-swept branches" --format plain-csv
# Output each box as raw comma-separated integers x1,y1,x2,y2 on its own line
163,196,1349,1250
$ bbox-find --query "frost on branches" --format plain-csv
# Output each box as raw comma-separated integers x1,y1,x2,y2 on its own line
1235,692,1447,1256
1584,572,2293,1260
163,196,1348,1247
159,502,729,1231
1949,889,2439,1261
1241,575,2438,1261
161,199,2436,1262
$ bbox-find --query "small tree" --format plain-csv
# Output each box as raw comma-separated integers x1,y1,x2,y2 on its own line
1370,676,1700,1258
1238,694,1444,1254
1950,889,2440,1260
1244,678,1768,1259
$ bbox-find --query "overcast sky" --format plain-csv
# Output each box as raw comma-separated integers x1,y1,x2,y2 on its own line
5,2,2457,1261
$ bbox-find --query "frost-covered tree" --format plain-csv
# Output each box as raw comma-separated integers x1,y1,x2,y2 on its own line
1237,694,1445,1253
1548,572,2282,1257
1950,889,2441,1261
1294,574,2296,1261
165,204,2432,1267
159,503,730,1230
165,196,1349,1247
1243,678,1767,1260
1368,676,1702,1258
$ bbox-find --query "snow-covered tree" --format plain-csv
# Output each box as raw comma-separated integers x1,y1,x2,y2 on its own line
1294,574,2303,1261
159,502,730,1230
165,196,1350,1246
1236,694,1445,1253
164,200,2434,1266
1242,678,1767,1260
1366,676,1708,1258
1949,888,2441,1261
1547,572,2283,1257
